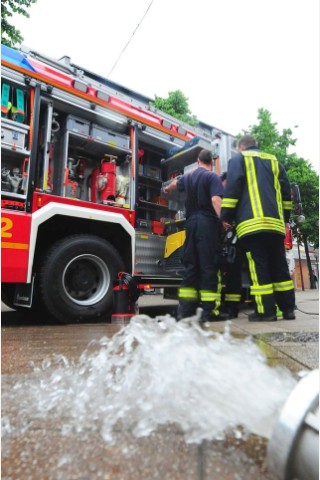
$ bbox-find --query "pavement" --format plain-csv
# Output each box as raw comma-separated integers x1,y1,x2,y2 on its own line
1,289,319,480
139,288,319,373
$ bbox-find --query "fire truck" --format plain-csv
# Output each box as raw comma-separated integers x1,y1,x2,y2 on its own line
1,44,238,323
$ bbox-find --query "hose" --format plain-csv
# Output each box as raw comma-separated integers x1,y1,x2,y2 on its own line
267,369,319,480
117,272,140,303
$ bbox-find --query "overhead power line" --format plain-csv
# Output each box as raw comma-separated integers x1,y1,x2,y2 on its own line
107,0,155,77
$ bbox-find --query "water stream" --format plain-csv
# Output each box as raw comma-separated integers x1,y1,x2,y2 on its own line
2,311,297,445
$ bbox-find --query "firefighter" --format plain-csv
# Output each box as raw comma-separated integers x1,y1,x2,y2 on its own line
220,171,243,319
221,135,295,322
163,149,227,322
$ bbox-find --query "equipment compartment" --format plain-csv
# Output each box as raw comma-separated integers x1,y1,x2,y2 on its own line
1,118,29,152
90,124,130,150
66,115,90,136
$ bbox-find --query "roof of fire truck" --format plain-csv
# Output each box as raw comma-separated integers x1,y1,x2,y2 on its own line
1,44,235,145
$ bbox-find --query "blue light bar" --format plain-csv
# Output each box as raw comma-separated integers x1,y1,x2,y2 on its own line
1,44,36,72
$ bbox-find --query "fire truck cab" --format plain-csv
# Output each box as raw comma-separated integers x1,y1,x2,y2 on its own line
1,44,237,323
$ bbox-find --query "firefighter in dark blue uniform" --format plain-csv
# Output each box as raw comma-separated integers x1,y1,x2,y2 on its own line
221,135,295,322
220,171,243,319
164,149,226,321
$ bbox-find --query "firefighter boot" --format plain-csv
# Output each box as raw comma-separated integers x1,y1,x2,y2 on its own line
201,309,229,322
248,312,277,322
227,305,239,319
177,300,199,321
282,310,296,320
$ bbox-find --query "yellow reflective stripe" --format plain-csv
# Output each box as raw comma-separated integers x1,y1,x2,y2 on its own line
271,158,284,220
244,156,263,218
236,217,285,238
283,201,292,210
246,251,264,314
237,224,285,238
225,293,241,302
178,287,198,300
251,284,274,295
200,290,221,301
221,198,238,208
242,151,277,161
273,280,294,292
214,270,222,314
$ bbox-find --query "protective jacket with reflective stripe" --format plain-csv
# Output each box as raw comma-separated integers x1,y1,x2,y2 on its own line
221,148,292,239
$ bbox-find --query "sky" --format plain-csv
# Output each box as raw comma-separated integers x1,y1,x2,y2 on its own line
10,0,320,172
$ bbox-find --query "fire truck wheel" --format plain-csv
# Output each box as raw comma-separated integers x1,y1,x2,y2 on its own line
38,235,124,323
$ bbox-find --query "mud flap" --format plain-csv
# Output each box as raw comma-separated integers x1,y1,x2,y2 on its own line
13,277,35,307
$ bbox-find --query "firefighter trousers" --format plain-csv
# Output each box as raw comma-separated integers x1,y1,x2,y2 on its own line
222,245,243,313
240,233,295,316
178,213,221,319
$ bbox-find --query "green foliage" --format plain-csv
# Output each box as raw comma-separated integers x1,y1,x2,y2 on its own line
150,90,198,126
246,109,297,166
246,108,319,247
284,154,319,246
1,0,37,47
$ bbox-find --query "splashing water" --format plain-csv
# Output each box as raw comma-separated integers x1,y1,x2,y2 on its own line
2,312,297,444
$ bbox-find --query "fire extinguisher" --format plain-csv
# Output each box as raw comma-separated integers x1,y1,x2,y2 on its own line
111,272,140,323
91,154,117,203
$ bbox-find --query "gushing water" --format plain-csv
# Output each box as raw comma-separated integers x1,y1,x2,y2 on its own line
2,311,297,444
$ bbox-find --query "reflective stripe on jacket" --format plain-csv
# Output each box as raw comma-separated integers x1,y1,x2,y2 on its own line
221,149,292,239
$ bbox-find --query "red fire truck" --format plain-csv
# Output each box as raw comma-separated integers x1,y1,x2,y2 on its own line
1,44,238,323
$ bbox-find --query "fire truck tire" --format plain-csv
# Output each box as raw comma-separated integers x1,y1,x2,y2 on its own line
38,235,124,323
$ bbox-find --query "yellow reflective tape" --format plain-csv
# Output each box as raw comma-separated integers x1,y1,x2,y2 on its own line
214,270,222,313
271,158,284,220
273,280,294,291
237,225,284,238
179,287,198,293
283,201,292,210
236,217,285,238
225,293,241,302
1,242,29,249
251,286,274,295
242,151,277,161
237,219,283,233
221,198,238,208
246,251,264,313
244,156,263,218
178,287,198,300
200,290,220,300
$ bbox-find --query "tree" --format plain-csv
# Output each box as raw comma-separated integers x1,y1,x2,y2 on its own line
245,108,319,248
150,90,198,126
1,0,37,48
248,109,297,166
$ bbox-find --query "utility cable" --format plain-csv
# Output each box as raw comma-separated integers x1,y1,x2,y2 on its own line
242,306,318,317
108,0,155,77
295,307,319,315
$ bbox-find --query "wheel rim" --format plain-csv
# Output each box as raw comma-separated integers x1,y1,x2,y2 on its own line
62,254,110,306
